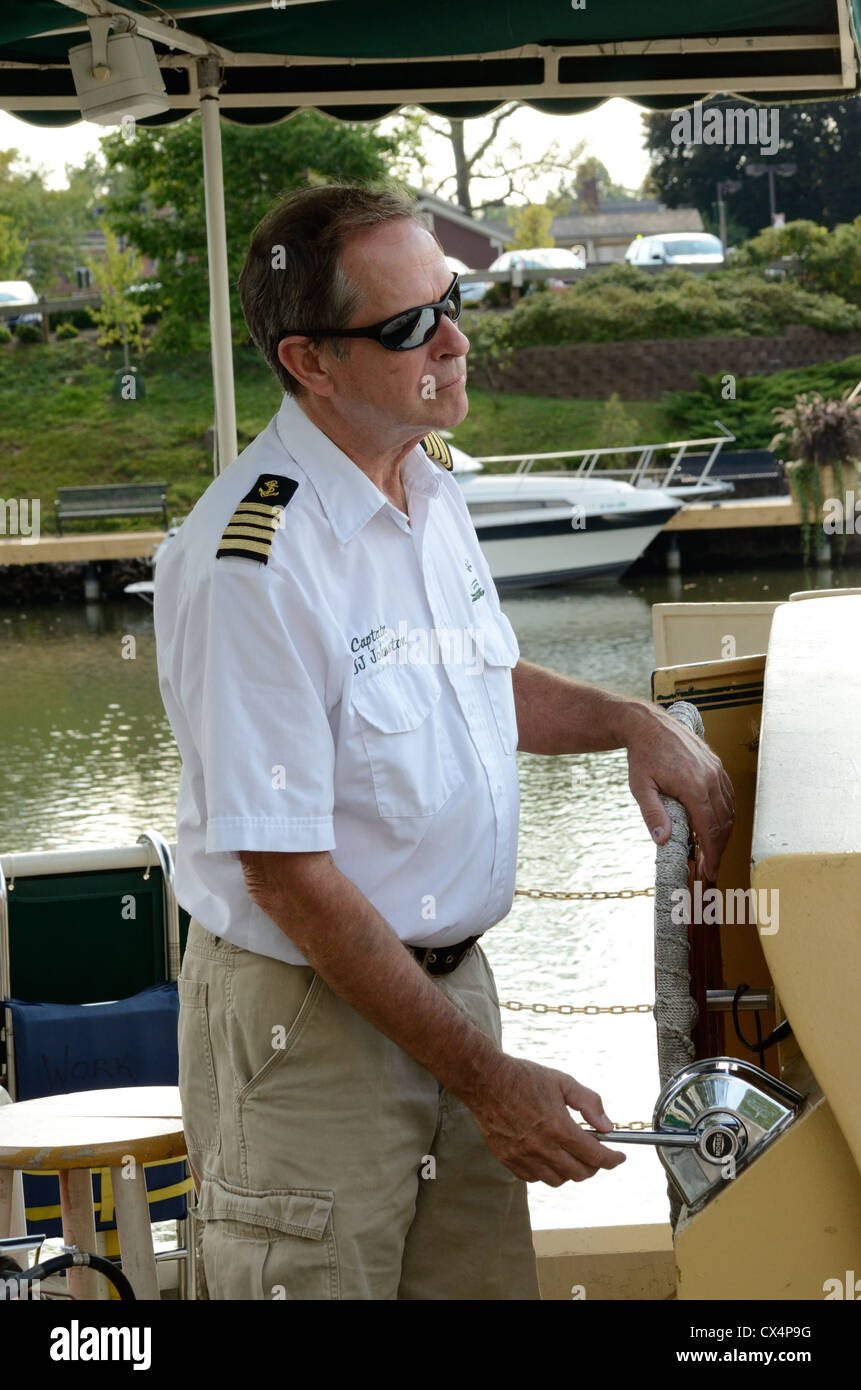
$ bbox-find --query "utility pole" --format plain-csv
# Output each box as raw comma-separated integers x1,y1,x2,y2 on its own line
744,162,797,226
715,179,742,257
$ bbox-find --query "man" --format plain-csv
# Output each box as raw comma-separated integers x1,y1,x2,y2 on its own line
154,184,734,1301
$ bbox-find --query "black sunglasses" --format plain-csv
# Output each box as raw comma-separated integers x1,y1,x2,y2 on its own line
281,273,462,353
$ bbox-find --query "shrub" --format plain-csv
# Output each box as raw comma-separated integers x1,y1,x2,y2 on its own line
52,308,98,332
770,392,861,561
661,354,861,449
731,216,861,304
462,309,513,388
598,392,641,469
489,265,861,350
54,320,80,340
0,324,11,344
14,321,42,343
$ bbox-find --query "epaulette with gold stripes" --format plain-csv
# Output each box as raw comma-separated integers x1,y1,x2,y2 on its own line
216,474,298,564
420,431,453,471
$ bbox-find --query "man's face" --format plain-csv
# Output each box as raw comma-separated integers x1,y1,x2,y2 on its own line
320,219,470,441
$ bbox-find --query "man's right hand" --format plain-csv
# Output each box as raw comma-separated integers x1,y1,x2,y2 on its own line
461,1054,626,1186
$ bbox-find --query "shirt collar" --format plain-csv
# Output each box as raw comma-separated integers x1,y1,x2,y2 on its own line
274,394,442,545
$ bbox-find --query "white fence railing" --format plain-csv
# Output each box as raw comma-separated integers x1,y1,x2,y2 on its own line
468,423,736,489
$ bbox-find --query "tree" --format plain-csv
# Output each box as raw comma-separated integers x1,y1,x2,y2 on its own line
643,96,861,240
85,224,146,356
0,148,101,290
505,205,555,250
0,210,25,279
99,110,411,351
402,103,585,215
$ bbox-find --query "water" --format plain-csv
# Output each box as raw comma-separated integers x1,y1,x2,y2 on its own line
2,561,856,1232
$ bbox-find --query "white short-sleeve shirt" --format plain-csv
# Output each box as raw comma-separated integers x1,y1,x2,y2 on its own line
154,393,521,966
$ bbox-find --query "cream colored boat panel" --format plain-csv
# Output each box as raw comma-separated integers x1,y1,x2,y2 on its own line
676,1094,861,1298
751,595,861,1171
652,601,778,668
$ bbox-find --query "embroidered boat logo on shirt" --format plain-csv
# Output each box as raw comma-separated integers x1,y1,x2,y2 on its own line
216,474,298,564
420,431,453,471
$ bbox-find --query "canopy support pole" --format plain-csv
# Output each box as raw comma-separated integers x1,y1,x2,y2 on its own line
198,57,237,475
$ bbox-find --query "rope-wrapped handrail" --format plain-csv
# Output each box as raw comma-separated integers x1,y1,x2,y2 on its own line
654,700,701,1085
654,699,703,1229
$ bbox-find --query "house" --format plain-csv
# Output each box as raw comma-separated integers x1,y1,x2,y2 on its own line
53,223,159,296
549,199,705,265
412,190,506,269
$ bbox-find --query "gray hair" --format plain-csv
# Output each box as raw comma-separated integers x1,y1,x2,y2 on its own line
237,183,425,396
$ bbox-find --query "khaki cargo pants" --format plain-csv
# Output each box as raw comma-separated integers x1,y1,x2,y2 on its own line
178,918,540,1300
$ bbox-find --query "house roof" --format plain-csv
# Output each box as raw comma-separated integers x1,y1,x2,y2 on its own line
412,191,505,242
552,207,705,238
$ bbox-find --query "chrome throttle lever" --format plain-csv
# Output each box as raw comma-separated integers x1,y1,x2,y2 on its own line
585,1059,805,1214
588,1130,700,1147
589,1111,747,1163
589,1112,745,1167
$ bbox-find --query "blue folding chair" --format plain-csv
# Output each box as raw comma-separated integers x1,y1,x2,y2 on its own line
0,831,195,1296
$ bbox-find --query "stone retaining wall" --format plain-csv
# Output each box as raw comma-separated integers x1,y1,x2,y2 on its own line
469,325,861,400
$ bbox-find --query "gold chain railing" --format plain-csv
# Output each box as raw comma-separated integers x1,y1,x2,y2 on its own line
514,886,654,902
501,1000,652,1015
501,884,656,1124
575,1119,652,1131
505,885,654,1013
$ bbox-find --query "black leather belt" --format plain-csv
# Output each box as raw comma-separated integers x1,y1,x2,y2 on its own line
408,935,479,976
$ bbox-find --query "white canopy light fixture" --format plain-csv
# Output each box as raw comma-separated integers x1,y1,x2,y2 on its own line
68,15,169,125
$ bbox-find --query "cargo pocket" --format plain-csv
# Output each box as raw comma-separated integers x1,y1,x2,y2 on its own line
236,971,325,1103
476,617,520,755
198,1177,339,1300
177,976,221,1155
351,662,464,817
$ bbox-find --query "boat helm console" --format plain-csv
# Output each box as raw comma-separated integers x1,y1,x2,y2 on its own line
591,1057,805,1214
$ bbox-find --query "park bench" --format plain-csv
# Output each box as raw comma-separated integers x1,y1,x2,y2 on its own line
54,483,168,535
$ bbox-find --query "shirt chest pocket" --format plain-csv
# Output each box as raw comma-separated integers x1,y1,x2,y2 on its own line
476,617,520,756
350,663,465,818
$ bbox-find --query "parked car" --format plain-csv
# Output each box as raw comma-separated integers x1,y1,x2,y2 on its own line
0,280,42,327
457,246,586,304
490,245,586,288
624,233,725,267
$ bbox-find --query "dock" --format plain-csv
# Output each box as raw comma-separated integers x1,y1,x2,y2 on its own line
0,495,832,596
0,532,164,567
665,496,800,532
0,502,802,566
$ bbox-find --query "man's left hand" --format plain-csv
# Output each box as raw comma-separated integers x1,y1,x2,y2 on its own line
623,703,735,881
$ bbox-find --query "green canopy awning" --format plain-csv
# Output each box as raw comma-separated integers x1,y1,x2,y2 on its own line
3,1,859,475
2,0,860,128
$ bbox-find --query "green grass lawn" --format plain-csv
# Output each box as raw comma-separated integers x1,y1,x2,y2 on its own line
451,392,674,459
0,337,676,528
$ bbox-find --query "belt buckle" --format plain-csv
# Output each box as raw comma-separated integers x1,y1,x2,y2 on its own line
411,937,477,975
430,944,466,975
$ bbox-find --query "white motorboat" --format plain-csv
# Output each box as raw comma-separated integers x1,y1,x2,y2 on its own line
125,452,682,602
449,445,682,589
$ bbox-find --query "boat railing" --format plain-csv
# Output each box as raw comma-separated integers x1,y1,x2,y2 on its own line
470,421,736,489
